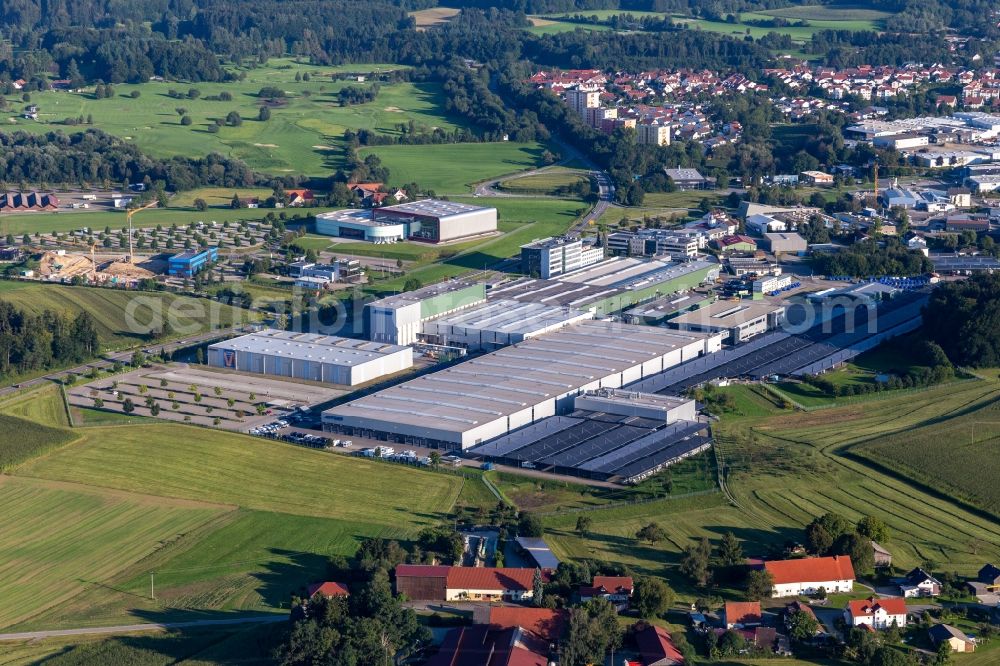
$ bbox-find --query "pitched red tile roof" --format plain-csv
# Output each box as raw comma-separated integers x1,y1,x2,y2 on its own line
635,624,684,665
848,597,907,617
447,567,536,592
764,556,855,585
487,607,566,642
307,581,349,597
428,625,549,666
725,601,762,625
592,575,633,593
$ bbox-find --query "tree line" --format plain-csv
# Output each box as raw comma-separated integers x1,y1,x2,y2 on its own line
0,301,99,378
0,129,287,192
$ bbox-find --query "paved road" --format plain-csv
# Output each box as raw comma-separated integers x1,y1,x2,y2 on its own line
0,326,244,399
0,615,285,642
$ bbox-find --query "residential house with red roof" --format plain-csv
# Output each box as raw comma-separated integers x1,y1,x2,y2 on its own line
579,575,634,609
427,624,552,666
724,601,761,629
306,581,349,598
395,565,537,602
634,624,684,666
286,188,314,206
474,606,566,642
844,597,908,629
764,555,855,597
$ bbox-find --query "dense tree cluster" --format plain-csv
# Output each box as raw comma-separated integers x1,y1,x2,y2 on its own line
812,239,932,278
0,302,99,378
804,512,879,575
0,129,275,191
923,274,1000,367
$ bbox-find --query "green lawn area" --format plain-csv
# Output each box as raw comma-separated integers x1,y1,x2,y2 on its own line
498,168,589,195
168,187,276,208
0,283,257,349
16,423,462,524
0,475,225,629
10,59,465,178
357,142,550,193
526,18,614,35
544,378,1000,600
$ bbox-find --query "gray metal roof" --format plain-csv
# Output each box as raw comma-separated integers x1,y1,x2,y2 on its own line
209,329,409,366
426,300,591,337
367,279,485,310
324,321,711,432
380,198,495,218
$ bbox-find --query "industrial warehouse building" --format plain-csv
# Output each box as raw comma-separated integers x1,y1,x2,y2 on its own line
323,320,721,449
488,259,720,316
315,199,497,243
469,389,711,484
168,247,218,277
670,299,786,343
366,281,487,345
208,329,412,386
419,299,593,351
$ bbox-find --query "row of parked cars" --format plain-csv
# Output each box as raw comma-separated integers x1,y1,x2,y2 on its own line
249,419,289,436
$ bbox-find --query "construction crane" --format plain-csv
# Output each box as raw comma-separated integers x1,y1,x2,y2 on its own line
126,200,158,264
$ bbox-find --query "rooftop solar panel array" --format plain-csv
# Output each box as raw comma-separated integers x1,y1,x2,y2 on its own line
506,419,623,462
614,435,712,481
471,416,581,457
540,424,652,467
579,421,705,473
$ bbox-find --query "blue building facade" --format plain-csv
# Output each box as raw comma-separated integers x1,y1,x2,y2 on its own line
168,247,218,277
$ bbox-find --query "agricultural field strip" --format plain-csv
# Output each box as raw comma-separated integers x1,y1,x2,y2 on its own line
0,476,226,629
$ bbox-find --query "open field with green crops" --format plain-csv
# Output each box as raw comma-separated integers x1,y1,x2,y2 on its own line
8,59,461,178
23,508,413,630
0,475,225,629
544,378,1000,596
0,283,257,349
16,423,463,524
498,168,590,195
531,6,890,41
855,394,1000,515
0,414,77,471
357,142,551,193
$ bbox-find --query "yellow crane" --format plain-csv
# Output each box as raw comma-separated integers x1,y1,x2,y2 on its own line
126,199,158,264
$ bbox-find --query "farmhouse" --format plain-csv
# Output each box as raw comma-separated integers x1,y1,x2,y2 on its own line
844,597,908,629
427,623,551,666
579,576,634,608
286,188,315,206
764,555,856,597
307,581,349,598
724,601,762,629
473,606,567,642
872,541,893,568
929,624,976,653
394,565,537,602
899,568,941,598
634,624,684,666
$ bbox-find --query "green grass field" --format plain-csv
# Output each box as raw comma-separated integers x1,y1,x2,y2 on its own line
0,414,77,471
11,59,465,178
856,395,1000,515
543,378,1000,598
16,423,462,524
0,283,256,349
498,169,589,195
357,142,550,193
0,475,225,629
